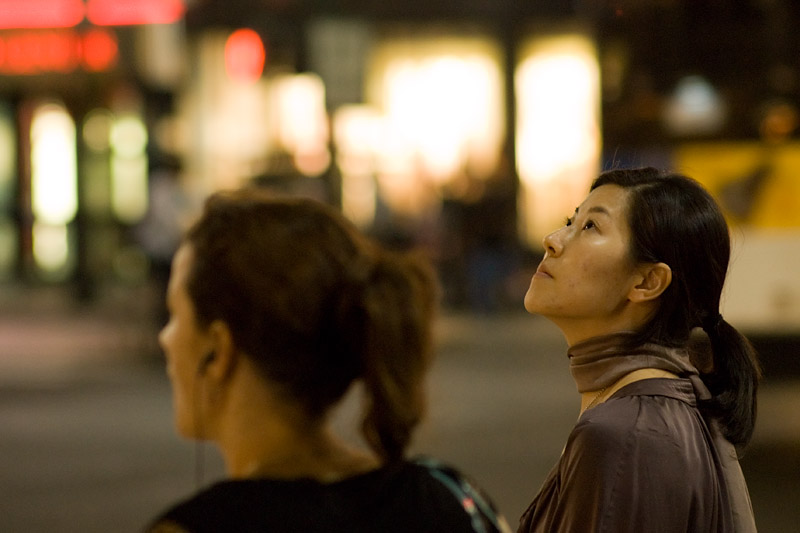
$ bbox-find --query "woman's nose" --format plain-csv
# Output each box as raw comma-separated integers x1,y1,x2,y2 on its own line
542,229,564,257
157,325,168,352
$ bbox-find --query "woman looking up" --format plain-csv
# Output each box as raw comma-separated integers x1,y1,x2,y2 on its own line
519,167,759,532
147,188,510,533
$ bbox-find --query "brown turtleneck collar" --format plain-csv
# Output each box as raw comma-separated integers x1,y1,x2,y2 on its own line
568,332,700,394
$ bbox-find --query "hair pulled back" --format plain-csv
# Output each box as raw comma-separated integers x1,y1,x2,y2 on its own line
592,167,761,447
183,188,437,462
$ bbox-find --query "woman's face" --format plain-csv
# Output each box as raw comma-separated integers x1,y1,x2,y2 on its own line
524,184,642,330
159,244,212,439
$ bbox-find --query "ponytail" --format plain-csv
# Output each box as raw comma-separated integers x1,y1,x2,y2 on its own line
357,250,438,462
185,190,440,457
700,318,762,447
590,168,763,449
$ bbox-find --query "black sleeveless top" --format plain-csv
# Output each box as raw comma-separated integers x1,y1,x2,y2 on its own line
146,457,510,533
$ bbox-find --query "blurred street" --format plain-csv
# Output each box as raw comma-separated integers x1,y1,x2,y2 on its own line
1,285,799,532
0,4,799,532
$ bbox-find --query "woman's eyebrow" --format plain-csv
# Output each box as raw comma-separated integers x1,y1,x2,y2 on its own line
575,205,610,216
585,205,610,216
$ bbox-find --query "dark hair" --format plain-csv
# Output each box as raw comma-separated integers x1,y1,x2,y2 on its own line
183,188,438,462
591,167,761,447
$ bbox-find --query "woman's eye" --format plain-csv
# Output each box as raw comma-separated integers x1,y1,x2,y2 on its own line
564,217,573,227
582,220,596,230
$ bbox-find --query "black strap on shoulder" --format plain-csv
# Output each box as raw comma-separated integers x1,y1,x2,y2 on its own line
414,457,512,533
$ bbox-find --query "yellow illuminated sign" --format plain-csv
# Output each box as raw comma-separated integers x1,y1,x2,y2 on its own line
675,142,800,228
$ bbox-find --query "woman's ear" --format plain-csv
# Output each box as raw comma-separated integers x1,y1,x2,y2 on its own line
628,262,672,303
205,320,238,381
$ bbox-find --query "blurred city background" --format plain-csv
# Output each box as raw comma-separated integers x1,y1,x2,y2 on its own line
0,0,799,531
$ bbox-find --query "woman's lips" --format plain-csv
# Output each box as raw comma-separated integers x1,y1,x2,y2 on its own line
534,264,552,279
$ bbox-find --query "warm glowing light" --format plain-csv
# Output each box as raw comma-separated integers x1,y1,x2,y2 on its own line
370,40,504,185
82,28,118,71
30,102,76,276
111,156,148,223
0,0,84,29
110,114,148,222
333,105,383,226
1,31,78,74
209,83,270,170
516,42,598,180
111,115,148,158
31,103,78,225
390,56,501,181
271,73,330,175
334,105,383,175
188,32,320,191
366,36,504,215
86,0,185,26
225,28,266,83
0,0,186,29
33,223,70,274
515,34,600,247
194,30,271,189
0,29,118,75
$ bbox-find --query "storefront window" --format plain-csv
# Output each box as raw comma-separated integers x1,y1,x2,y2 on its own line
30,102,77,278
515,32,600,247
356,34,504,220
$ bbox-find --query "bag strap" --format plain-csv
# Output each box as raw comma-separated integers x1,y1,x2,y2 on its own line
414,457,512,533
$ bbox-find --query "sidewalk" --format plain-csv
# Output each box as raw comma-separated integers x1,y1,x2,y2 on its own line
0,282,161,383
2,281,799,448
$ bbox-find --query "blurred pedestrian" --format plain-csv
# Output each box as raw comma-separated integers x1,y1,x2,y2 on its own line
146,188,510,533
519,167,759,532
135,157,187,329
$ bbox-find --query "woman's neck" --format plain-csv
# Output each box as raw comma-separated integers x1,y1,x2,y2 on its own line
215,371,380,482
559,322,640,347
550,305,655,347
223,423,379,482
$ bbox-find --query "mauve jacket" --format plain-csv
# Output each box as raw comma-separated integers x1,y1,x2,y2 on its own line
518,378,757,533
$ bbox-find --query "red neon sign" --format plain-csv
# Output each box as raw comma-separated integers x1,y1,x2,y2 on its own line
0,0,185,29
81,29,119,71
3,32,77,74
225,29,266,83
0,0,84,29
86,0,185,26
0,29,118,75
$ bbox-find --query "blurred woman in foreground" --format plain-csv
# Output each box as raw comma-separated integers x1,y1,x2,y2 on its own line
147,188,510,532
519,167,759,532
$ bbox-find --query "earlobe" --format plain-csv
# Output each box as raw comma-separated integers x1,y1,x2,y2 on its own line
629,262,672,303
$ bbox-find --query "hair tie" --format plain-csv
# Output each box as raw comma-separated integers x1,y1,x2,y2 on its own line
702,312,723,332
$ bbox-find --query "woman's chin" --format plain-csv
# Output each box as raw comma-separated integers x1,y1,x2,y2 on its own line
523,299,535,314
523,291,543,315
